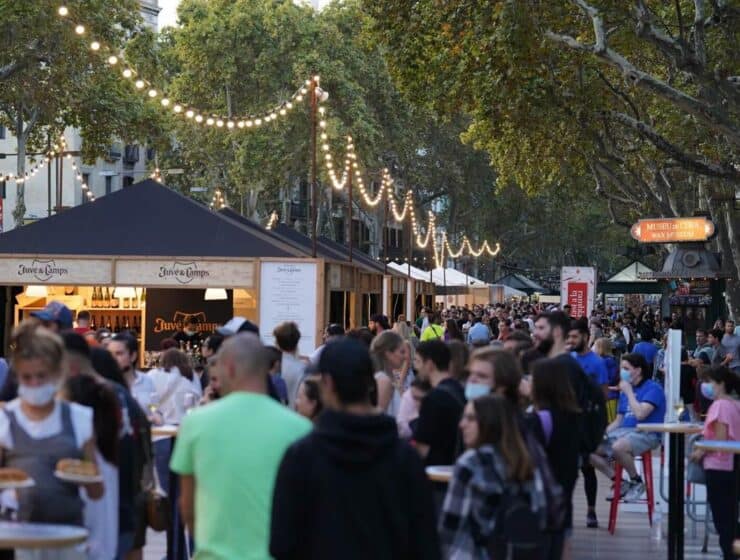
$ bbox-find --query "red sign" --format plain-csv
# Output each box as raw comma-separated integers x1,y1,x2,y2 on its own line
566,282,588,320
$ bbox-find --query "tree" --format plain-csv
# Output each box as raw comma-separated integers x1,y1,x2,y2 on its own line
365,0,740,317
0,0,157,224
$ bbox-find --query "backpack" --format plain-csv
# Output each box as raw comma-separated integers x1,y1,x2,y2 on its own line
486,428,565,557
573,370,608,455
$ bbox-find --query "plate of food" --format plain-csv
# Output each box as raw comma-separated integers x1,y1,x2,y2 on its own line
0,467,34,489
54,459,102,484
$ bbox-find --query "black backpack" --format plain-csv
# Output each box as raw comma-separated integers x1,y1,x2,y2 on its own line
575,372,608,455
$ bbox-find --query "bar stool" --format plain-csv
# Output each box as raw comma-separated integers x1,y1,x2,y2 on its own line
608,450,655,534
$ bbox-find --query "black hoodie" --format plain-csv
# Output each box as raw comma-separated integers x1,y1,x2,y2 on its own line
270,409,441,560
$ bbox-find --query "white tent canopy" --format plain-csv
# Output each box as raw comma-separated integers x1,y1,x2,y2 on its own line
431,267,486,287
492,284,527,298
606,261,657,283
387,261,432,282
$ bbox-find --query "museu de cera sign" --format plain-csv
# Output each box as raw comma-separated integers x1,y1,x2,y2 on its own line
630,217,715,244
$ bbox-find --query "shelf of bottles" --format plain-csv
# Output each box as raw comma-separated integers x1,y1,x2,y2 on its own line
17,286,146,337
85,286,145,335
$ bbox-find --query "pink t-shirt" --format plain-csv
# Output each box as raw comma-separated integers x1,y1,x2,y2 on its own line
702,398,740,471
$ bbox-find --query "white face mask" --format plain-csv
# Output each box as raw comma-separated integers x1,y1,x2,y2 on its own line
18,382,57,406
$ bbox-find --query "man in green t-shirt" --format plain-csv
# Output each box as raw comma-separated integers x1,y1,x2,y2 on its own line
420,312,444,341
170,333,312,559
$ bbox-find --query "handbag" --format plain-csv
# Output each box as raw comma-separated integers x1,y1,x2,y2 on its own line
146,461,171,531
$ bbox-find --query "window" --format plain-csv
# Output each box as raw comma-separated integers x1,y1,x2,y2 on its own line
105,175,113,195
0,125,5,139
82,174,90,204
123,175,134,188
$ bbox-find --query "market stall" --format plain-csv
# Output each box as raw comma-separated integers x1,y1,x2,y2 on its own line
0,180,326,359
220,208,386,329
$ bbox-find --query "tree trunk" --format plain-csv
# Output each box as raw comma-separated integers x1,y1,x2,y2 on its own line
13,111,26,226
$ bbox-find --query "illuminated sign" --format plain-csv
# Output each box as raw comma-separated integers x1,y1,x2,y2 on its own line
630,217,715,243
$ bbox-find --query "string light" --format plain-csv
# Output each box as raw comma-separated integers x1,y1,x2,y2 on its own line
54,3,314,131
210,188,226,210
266,210,279,230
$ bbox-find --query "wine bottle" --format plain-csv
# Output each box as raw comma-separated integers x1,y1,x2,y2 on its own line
91,287,98,308
110,289,119,308
105,316,112,330
124,316,130,331
104,287,111,308
90,315,96,330
114,316,120,333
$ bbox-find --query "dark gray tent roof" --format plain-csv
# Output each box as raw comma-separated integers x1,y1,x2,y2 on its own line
0,180,300,258
497,273,547,294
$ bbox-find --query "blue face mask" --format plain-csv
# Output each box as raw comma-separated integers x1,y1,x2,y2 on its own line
620,369,632,383
465,382,491,401
700,382,715,401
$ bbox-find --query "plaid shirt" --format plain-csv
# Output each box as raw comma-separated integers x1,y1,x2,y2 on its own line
439,445,543,560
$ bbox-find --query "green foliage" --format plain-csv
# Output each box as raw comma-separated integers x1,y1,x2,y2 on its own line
0,0,161,221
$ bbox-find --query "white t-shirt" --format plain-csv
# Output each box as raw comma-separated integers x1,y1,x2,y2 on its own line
131,370,156,411
83,451,119,560
148,368,201,425
374,372,401,418
0,399,93,450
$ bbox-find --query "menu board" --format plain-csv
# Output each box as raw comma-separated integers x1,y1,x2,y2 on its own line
259,261,318,356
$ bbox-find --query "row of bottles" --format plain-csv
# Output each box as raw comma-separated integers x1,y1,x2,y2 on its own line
89,314,142,335
89,286,143,309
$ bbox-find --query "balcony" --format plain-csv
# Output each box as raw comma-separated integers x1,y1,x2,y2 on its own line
123,145,139,165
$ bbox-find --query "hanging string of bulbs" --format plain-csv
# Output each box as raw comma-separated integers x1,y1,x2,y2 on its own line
53,3,500,260
55,5,312,129
316,109,501,265
266,210,279,230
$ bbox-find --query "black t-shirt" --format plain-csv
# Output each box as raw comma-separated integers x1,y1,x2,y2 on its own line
414,378,465,466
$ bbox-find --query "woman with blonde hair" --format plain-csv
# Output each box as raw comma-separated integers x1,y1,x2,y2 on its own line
0,321,103,560
370,331,407,415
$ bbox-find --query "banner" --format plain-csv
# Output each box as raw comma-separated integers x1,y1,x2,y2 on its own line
560,267,596,319
116,258,254,289
0,257,112,285
145,288,233,351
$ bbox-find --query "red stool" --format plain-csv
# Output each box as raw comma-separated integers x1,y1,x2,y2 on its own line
608,450,654,534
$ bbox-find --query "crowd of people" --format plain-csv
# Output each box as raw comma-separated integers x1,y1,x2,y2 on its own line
0,298,738,559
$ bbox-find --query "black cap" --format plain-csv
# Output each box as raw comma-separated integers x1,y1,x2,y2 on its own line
318,338,373,381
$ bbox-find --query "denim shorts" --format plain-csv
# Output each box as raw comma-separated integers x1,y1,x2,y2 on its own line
604,427,661,457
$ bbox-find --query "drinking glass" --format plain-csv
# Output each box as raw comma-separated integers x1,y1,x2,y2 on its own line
674,398,685,422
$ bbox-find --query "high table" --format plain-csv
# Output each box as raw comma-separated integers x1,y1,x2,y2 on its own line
0,521,87,549
637,423,702,560
694,439,740,454
425,465,453,483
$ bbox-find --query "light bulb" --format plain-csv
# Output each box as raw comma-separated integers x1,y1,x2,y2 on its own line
237,121,245,128
161,98,170,107
135,80,145,89
206,117,215,126
296,95,303,102
185,110,194,118
286,102,293,109
107,55,118,65
58,6,69,16
148,89,157,97
216,119,224,127
227,121,235,129
195,115,203,123
174,104,183,113
254,118,262,126
246,120,253,127
90,41,100,51
122,68,133,78
75,25,85,34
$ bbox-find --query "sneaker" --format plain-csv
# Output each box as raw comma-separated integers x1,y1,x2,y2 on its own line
623,480,645,502
586,511,599,528
606,479,633,501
